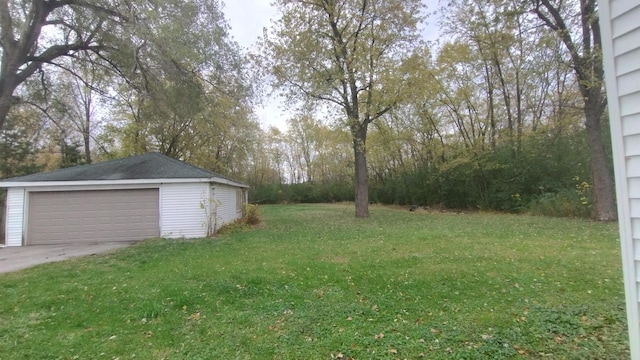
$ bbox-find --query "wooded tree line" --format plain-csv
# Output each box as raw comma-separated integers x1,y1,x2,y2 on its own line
1,0,614,220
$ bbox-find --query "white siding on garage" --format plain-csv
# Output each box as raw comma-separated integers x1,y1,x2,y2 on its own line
5,188,25,247
213,184,242,229
160,183,209,238
599,0,640,358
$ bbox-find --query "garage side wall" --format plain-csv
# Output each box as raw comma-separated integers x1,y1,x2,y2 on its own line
5,188,25,247
213,184,242,230
160,183,209,238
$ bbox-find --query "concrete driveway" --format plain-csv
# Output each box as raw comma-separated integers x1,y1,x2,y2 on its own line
0,242,135,274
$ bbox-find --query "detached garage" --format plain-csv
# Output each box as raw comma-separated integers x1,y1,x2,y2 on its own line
1,153,248,246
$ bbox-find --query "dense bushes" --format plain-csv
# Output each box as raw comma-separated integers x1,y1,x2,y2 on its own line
249,129,604,219
250,181,354,204
367,130,595,218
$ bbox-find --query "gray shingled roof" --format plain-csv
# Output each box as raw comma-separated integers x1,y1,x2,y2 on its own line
1,152,244,184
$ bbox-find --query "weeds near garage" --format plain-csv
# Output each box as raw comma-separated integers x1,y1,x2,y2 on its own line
200,196,221,237
217,204,262,234
243,204,261,225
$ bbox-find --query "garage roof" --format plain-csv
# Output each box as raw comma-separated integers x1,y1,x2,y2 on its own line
1,152,246,186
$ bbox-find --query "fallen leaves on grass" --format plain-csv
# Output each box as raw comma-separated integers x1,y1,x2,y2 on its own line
514,345,528,355
331,352,353,359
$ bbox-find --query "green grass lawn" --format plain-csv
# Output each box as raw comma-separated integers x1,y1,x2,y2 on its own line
0,204,629,359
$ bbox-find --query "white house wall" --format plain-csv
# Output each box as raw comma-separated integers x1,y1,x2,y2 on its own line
5,188,25,247
599,0,640,358
213,184,242,230
160,183,209,238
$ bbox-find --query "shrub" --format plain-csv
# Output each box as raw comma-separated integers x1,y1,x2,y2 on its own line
243,204,261,225
216,204,261,235
528,189,592,218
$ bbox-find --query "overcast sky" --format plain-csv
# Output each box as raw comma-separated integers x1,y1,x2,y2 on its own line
224,1,278,50
223,2,281,129
222,1,441,130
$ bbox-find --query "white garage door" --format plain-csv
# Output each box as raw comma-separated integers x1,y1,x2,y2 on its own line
27,189,159,245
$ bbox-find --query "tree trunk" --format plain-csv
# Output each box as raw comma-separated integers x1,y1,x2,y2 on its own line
83,130,92,164
82,90,93,164
353,125,369,218
531,0,616,221
0,79,19,131
0,95,12,131
585,103,617,221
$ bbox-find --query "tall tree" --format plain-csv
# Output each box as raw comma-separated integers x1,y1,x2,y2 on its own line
48,55,108,164
0,0,126,131
263,0,425,217
89,0,254,173
530,0,616,221
287,114,323,183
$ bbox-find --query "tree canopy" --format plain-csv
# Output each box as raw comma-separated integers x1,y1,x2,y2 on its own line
262,0,426,217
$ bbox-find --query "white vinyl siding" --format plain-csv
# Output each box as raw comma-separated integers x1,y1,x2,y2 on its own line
599,0,640,358
214,184,242,228
5,188,25,247
1,180,247,246
611,0,638,17
160,183,209,238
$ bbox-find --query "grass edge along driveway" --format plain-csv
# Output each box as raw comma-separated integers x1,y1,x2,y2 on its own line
0,204,629,359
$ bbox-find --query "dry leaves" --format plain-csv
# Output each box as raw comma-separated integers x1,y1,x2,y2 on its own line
514,345,528,355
